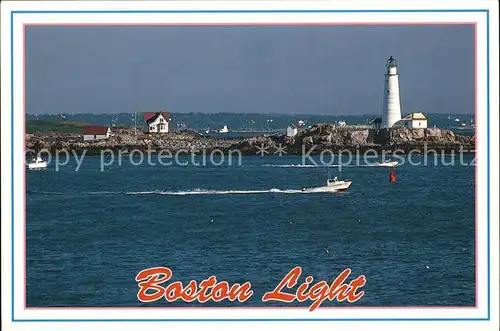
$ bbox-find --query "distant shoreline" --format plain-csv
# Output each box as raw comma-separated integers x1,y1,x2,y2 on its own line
26,112,475,135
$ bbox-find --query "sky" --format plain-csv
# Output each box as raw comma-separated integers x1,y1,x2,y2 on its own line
26,25,474,115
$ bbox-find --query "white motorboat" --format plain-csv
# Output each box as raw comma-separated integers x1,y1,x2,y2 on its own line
219,125,229,133
376,160,399,167
301,177,352,193
27,156,47,170
325,177,352,191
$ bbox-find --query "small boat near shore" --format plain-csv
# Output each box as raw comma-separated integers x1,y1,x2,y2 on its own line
27,157,47,170
376,160,399,167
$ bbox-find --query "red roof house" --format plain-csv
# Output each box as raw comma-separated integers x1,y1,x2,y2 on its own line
83,126,111,141
144,112,171,133
143,112,170,122
83,126,110,135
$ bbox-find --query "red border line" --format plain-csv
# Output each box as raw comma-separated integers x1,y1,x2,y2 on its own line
24,22,476,27
23,22,478,311
474,22,478,308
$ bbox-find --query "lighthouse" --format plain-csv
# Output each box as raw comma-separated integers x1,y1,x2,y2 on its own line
382,56,402,128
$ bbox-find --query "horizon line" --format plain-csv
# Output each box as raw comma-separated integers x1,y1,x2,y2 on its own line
26,112,475,116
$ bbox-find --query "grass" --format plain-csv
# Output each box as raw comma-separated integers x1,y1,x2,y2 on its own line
26,120,90,134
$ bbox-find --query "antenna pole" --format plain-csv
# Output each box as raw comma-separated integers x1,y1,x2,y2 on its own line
338,159,342,179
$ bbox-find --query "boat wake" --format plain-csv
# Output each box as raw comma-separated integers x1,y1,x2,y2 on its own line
31,187,348,198
126,187,345,196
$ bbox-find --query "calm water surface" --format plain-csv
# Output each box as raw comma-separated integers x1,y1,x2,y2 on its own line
26,155,475,307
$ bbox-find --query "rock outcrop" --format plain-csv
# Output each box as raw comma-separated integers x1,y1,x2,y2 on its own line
228,125,475,155
25,124,475,156
25,130,237,156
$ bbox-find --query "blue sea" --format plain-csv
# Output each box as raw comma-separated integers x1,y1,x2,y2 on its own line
26,154,475,307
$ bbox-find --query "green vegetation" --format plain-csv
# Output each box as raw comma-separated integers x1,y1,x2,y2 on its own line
26,120,89,133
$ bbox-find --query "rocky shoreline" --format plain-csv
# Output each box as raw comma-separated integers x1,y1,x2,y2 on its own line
231,124,475,155
26,124,475,156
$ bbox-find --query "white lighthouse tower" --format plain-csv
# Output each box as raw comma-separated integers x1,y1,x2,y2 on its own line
382,56,402,128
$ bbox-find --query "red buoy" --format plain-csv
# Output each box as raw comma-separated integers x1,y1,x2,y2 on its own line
389,169,397,183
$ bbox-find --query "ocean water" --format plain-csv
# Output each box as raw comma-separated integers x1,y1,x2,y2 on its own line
26,154,475,307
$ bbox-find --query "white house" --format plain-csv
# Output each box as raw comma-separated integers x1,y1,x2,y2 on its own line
144,112,170,133
394,112,428,129
83,126,111,141
286,124,298,137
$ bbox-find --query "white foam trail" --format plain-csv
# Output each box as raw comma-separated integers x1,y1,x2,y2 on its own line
126,187,343,196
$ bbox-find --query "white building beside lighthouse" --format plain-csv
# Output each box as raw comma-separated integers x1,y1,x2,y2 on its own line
382,56,402,128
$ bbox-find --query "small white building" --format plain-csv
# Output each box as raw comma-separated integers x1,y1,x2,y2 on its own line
144,112,170,133
286,124,298,137
83,126,111,141
336,120,347,127
394,112,428,129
